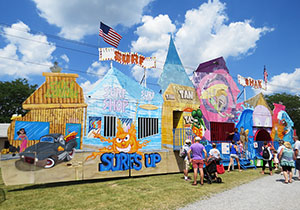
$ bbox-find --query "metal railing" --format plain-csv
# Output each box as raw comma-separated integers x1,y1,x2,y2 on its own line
173,128,195,150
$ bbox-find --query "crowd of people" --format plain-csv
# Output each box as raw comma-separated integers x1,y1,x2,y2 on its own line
180,130,300,185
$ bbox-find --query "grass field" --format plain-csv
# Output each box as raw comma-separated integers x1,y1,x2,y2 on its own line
0,169,262,210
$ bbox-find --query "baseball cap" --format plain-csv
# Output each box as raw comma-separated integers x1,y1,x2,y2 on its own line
195,136,201,141
185,139,191,144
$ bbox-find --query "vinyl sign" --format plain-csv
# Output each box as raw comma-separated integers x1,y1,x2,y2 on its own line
238,74,266,90
99,48,156,69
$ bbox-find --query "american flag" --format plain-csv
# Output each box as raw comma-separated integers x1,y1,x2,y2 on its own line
263,65,268,83
99,22,122,48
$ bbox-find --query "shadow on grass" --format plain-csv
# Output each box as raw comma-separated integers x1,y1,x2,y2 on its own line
7,172,180,192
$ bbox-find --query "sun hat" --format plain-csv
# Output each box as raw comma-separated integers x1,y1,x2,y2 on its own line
284,142,292,149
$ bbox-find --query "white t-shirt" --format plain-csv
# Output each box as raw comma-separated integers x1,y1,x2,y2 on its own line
209,148,220,159
277,145,285,154
293,141,300,159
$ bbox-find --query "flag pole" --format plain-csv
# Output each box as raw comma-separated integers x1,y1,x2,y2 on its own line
144,68,147,88
244,86,246,101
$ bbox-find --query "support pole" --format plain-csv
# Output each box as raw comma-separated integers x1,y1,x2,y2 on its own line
144,68,147,88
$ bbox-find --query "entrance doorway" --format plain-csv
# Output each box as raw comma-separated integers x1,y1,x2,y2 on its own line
255,128,271,141
173,111,183,129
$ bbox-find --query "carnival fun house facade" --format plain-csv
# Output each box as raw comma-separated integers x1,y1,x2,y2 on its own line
1,37,295,185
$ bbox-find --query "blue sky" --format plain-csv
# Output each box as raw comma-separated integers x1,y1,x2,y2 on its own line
0,0,300,102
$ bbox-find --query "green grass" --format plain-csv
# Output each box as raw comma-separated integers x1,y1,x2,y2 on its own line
0,169,262,210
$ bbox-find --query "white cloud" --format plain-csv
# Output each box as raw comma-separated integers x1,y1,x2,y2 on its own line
131,15,176,53
86,61,109,78
130,14,175,80
60,54,69,63
257,68,300,95
80,61,109,94
131,0,273,78
176,0,273,74
33,0,152,40
0,21,56,78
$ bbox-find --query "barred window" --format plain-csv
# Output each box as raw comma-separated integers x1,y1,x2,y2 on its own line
104,116,116,137
138,117,158,139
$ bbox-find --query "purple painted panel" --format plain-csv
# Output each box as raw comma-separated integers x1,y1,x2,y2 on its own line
195,57,229,73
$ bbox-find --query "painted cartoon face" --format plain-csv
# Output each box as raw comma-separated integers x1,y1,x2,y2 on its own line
216,93,227,112
85,119,150,161
110,120,141,154
115,134,132,152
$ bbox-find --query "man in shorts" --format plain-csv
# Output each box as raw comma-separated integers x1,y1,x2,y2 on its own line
293,135,300,180
188,136,207,186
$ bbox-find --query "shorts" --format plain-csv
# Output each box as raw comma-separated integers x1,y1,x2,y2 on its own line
183,159,190,170
230,154,239,159
296,159,300,170
192,159,204,169
282,166,292,172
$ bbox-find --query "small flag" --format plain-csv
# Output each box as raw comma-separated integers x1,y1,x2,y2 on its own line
263,66,268,82
99,22,122,48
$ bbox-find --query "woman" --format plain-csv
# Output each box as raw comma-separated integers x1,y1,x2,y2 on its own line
279,142,295,184
227,140,242,172
17,128,28,153
261,141,273,175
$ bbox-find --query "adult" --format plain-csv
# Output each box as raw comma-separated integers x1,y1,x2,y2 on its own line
279,142,295,184
293,135,300,180
277,140,285,174
229,128,240,144
188,136,207,186
182,139,191,181
261,141,273,175
227,140,242,172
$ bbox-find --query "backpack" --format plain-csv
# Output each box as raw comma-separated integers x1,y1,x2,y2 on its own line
262,147,270,159
179,147,187,158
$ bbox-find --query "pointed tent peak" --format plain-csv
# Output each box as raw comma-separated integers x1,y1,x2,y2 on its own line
195,57,229,73
243,92,272,114
164,36,183,66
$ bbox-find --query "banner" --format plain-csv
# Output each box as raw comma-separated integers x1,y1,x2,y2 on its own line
99,48,156,69
238,74,266,90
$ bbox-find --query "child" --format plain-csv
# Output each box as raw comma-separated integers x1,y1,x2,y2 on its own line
237,141,243,158
273,150,279,171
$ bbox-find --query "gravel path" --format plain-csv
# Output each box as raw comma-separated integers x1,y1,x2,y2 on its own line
180,172,300,210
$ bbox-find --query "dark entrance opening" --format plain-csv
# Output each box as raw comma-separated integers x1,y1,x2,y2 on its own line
210,122,235,141
255,128,271,141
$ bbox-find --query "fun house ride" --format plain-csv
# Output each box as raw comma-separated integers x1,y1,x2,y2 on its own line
1,37,294,185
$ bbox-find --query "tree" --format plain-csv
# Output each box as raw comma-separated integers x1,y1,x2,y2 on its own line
265,93,300,136
0,78,37,123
